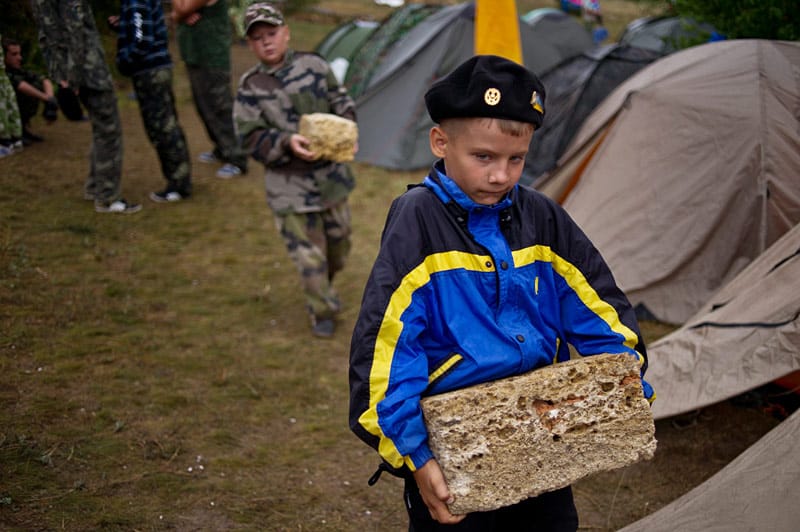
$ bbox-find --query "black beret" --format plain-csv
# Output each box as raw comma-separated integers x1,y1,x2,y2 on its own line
425,55,545,128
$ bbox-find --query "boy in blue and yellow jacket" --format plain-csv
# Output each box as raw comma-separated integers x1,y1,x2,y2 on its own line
349,55,654,531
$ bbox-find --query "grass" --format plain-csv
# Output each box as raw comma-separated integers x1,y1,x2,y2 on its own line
4,1,767,531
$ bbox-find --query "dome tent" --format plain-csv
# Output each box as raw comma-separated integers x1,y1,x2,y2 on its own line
522,43,661,185
353,2,589,170
537,40,800,324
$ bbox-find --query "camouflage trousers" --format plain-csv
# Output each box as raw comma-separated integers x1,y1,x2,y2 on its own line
79,86,123,203
132,67,191,193
0,69,22,141
186,65,248,170
274,200,352,320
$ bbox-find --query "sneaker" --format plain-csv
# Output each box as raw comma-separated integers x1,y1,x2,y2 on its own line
149,189,188,203
95,198,142,214
0,145,12,158
198,151,219,164
311,317,336,338
216,163,243,179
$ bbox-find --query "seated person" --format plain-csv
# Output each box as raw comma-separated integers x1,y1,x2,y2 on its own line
2,37,58,144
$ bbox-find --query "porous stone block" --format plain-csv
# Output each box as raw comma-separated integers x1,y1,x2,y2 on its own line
420,353,656,514
298,112,358,162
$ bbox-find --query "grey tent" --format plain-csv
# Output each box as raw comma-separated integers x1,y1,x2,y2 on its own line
522,44,661,184
620,407,800,532
345,3,443,100
537,40,800,324
522,8,593,66
354,2,588,170
618,16,721,54
315,19,379,64
646,222,800,421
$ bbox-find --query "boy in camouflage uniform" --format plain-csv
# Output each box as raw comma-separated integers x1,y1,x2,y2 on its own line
233,3,357,338
31,0,141,213
111,0,192,202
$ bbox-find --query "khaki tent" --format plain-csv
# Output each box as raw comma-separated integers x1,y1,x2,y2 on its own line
647,222,800,421
620,407,800,532
536,40,800,324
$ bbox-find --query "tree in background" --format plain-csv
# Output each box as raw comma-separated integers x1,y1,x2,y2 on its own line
669,0,799,40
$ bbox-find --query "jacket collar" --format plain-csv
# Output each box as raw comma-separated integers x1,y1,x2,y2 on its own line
423,160,515,213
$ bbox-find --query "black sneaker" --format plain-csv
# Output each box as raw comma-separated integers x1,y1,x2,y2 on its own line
95,198,142,214
22,130,44,145
149,189,189,203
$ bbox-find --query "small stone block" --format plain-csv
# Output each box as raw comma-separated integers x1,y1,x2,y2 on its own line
420,353,656,514
298,113,358,162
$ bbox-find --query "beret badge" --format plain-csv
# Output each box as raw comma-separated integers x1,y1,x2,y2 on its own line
484,88,501,106
531,91,543,114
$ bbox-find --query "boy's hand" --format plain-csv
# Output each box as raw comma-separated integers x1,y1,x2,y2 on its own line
413,459,466,525
289,133,317,161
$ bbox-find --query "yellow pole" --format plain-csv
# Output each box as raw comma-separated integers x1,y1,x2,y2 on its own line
474,0,523,64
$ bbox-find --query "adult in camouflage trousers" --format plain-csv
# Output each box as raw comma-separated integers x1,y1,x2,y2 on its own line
172,0,248,179
31,0,141,213
0,32,23,156
111,0,192,202
233,3,357,338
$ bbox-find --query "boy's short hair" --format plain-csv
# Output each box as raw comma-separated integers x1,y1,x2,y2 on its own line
244,2,285,35
425,55,546,128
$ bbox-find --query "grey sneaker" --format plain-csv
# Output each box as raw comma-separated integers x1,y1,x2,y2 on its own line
311,317,336,338
198,151,219,164
216,163,243,179
95,198,142,214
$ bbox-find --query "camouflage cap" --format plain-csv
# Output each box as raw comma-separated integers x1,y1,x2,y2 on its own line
244,3,285,34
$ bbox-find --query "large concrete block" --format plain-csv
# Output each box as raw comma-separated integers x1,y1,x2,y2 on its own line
298,113,358,162
420,353,656,514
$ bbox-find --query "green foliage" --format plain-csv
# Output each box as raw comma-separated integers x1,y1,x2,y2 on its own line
671,0,800,40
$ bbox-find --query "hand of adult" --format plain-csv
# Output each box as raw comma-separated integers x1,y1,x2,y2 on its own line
412,459,466,525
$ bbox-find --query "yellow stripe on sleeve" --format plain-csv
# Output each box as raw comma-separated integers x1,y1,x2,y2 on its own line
358,251,491,468
513,245,640,352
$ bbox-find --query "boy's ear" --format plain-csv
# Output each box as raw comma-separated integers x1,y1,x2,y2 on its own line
429,126,448,158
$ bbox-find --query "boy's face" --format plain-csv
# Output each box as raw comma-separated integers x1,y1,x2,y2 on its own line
430,118,533,205
247,23,290,66
4,44,22,70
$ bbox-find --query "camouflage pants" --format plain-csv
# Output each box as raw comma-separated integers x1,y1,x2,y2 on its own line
0,69,22,141
275,201,352,320
186,65,247,170
132,67,191,193
79,86,122,203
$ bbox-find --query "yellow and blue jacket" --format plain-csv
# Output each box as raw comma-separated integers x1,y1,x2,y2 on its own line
349,162,653,475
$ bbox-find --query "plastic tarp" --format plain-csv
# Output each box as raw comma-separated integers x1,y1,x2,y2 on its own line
537,40,800,324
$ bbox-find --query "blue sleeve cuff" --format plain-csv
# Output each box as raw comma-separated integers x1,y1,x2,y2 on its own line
407,445,434,471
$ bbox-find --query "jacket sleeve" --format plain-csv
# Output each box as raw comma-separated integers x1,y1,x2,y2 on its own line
234,73,293,167
544,199,654,402
349,197,437,471
115,1,148,75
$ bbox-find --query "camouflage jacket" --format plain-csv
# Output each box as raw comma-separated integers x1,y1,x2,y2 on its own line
31,0,113,91
234,50,356,214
